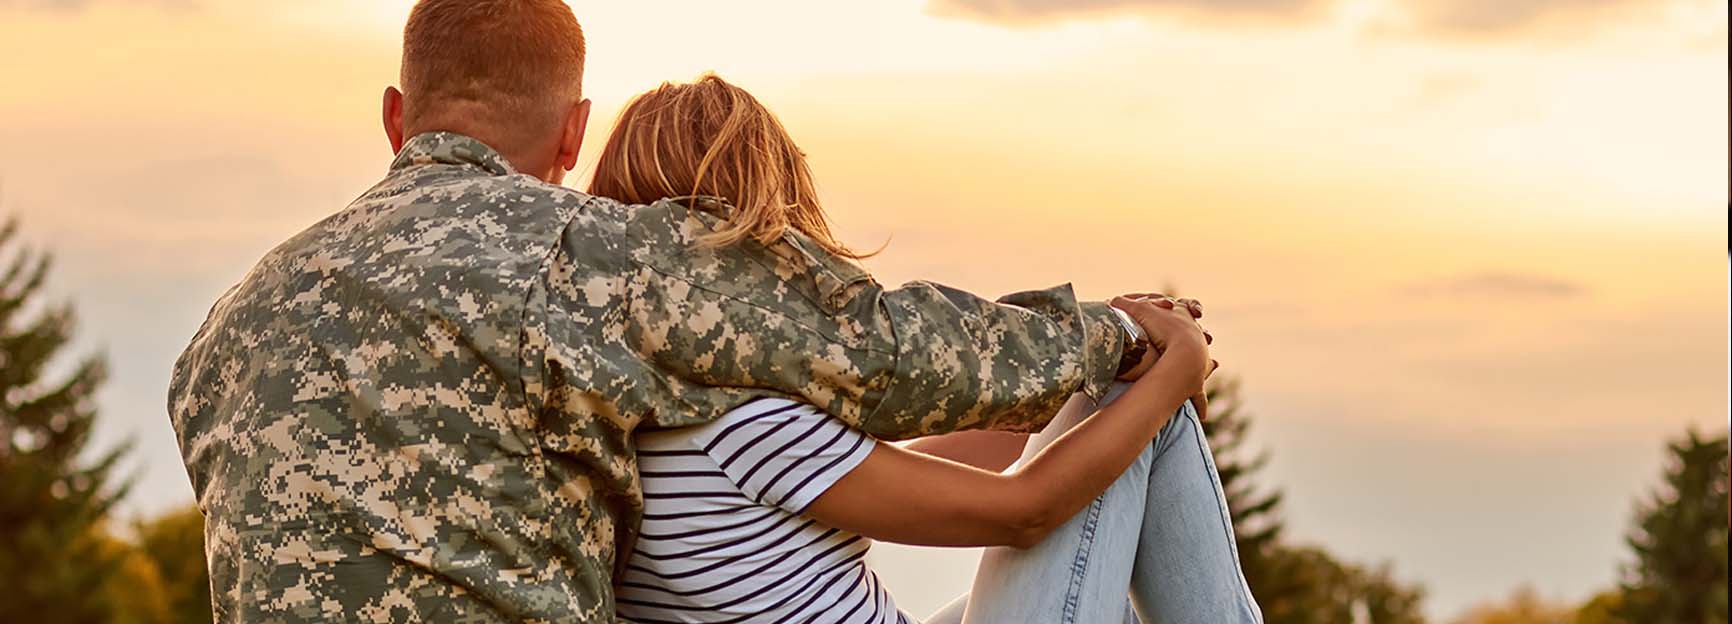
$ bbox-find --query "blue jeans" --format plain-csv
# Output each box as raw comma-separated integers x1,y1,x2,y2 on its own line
925,384,1264,624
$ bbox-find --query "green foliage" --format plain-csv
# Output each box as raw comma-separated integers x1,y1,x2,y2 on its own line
0,216,130,622
134,505,214,624
1203,377,1429,624
94,526,172,624
1258,546,1428,624
1614,429,1729,624
1572,590,1624,624
1451,586,1576,624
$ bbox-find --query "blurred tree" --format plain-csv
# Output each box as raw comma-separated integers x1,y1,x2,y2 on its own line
1202,377,1429,624
1614,429,1729,624
1258,546,1428,624
94,526,172,624
0,216,130,622
1573,590,1624,624
134,505,213,623
1451,586,1575,624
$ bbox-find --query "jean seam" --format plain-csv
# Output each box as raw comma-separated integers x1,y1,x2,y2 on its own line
1063,495,1105,624
1187,409,1264,624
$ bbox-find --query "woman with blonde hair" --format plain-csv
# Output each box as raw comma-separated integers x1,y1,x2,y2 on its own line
594,74,1262,624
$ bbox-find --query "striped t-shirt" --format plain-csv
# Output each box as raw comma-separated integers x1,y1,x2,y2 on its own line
616,398,911,624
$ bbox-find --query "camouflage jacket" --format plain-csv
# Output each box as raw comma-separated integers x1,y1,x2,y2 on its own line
168,132,1123,623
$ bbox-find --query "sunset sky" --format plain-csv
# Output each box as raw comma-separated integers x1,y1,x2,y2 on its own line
0,0,1726,619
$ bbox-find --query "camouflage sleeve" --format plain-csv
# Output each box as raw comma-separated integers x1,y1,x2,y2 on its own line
594,197,1123,443
855,281,1124,441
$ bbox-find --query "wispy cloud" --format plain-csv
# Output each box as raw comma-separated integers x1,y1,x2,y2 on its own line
1400,71,1484,112
0,0,197,12
1398,272,1588,299
925,0,1326,26
927,0,1707,40
1370,0,1669,40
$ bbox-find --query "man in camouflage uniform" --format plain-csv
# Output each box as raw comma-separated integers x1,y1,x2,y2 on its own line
169,1,1180,621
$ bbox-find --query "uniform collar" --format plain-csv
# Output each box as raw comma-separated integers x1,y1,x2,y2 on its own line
389,131,517,176
667,195,737,221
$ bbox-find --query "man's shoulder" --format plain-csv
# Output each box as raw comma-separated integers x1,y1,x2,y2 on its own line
179,171,607,367
395,169,596,223
328,169,595,261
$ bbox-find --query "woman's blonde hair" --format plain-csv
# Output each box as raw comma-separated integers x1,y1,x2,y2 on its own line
589,74,873,259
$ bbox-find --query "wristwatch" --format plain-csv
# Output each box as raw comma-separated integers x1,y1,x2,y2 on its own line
1110,307,1151,377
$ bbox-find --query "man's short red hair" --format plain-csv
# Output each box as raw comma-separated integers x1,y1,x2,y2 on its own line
401,0,586,148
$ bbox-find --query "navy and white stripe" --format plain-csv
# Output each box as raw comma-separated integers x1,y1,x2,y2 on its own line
618,398,908,624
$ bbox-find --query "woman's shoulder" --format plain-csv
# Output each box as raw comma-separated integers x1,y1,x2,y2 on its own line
635,397,826,450
644,400,872,468
687,397,832,448
636,397,875,512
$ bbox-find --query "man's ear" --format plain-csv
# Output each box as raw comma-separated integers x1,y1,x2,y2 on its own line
556,98,592,172
382,86,407,154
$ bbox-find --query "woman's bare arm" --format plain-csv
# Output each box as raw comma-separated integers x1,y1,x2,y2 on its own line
803,298,1208,548
901,431,1029,473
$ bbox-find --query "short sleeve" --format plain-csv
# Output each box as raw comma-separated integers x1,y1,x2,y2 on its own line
692,399,876,514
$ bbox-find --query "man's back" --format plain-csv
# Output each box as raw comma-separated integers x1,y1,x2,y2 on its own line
170,133,611,621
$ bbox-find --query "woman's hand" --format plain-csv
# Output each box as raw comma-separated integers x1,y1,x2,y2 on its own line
1111,296,1212,393
1112,293,1216,382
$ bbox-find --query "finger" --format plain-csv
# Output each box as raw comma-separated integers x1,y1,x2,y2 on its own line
1111,296,1158,317
1177,298,1203,319
1110,296,1147,316
1111,296,1164,329
1152,298,1177,310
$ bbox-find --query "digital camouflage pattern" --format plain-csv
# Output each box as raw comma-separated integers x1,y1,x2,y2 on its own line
168,132,1123,623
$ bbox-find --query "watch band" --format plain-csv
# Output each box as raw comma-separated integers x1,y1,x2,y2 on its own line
1110,307,1150,377
1110,307,1146,343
